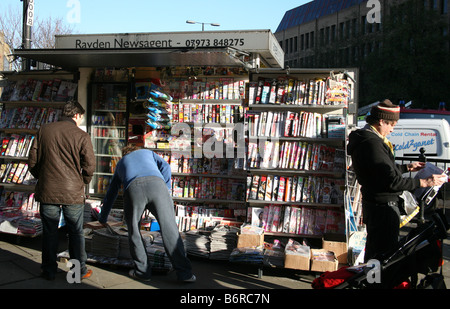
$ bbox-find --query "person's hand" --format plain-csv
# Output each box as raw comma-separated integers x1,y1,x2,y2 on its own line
102,222,119,235
420,174,447,187
408,162,425,172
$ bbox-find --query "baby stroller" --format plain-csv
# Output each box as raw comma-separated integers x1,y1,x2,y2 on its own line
313,169,449,289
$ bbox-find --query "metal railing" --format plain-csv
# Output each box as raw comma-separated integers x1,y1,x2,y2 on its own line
396,153,450,221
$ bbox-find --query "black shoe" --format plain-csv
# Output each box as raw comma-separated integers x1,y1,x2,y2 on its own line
180,275,196,283
128,270,151,282
40,271,56,281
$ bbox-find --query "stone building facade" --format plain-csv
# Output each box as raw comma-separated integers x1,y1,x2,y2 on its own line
275,0,449,69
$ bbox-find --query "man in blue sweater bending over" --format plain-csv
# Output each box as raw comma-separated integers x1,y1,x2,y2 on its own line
98,145,195,282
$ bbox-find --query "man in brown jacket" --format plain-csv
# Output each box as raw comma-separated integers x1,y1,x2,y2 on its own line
29,101,95,281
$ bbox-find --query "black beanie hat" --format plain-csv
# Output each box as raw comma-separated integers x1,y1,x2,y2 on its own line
370,99,400,121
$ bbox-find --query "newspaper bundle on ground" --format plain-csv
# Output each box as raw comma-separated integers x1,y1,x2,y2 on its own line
229,246,264,264
147,234,174,271
18,217,42,235
209,225,239,260
85,199,101,222
184,229,211,258
90,228,121,258
263,239,285,267
183,225,239,260
60,226,172,271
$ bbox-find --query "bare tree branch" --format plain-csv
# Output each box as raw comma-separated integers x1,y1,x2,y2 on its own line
34,16,77,49
0,4,77,70
0,5,22,51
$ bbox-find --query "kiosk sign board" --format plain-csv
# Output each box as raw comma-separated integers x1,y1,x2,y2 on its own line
55,30,284,68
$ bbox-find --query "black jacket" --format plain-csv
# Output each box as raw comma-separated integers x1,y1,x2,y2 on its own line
347,128,420,204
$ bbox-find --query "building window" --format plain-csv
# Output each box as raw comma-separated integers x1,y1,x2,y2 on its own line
353,46,359,63
345,20,351,39
346,47,350,66
375,20,381,32
361,16,367,35
320,28,324,46
310,31,314,48
442,0,448,13
352,18,357,37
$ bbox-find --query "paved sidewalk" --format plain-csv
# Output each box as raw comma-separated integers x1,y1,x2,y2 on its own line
1,208,449,291
0,231,313,290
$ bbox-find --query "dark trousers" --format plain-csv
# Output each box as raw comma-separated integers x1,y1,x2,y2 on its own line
363,202,401,262
123,176,193,280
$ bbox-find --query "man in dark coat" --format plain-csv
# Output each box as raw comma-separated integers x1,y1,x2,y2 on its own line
347,100,445,262
29,101,95,281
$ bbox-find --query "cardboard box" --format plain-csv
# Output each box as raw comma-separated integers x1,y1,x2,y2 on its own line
310,249,339,272
236,233,264,248
323,234,348,264
284,253,310,271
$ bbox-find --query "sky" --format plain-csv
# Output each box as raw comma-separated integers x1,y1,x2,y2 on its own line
0,0,310,34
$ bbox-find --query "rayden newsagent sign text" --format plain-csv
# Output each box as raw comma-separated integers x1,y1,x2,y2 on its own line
54,30,284,68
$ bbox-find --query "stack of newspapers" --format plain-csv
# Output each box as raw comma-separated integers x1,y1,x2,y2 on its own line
209,225,239,261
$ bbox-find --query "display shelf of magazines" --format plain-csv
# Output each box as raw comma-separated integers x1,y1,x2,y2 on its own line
167,129,248,231
0,70,78,237
139,72,249,233
0,158,36,191
0,100,67,106
243,69,354,241
172,172,246,180
173,197,246,204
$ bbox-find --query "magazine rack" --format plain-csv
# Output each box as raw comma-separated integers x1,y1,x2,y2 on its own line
244,68,356,248
0,70,77,237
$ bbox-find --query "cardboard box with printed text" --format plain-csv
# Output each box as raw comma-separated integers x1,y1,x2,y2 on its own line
323,234,348,264
236,233,264,248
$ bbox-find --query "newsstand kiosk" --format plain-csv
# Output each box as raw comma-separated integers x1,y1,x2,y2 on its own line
3,30,358,275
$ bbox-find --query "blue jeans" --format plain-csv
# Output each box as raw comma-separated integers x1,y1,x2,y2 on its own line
40,203,88,276
124,176,193,280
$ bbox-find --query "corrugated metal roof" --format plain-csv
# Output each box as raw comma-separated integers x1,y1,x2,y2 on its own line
275,0,367,33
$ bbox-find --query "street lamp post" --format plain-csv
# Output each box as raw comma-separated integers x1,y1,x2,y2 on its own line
21,0,32,71
186,20,220,31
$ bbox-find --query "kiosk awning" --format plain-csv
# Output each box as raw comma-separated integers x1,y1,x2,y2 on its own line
13,30,284,70
13,47,253,69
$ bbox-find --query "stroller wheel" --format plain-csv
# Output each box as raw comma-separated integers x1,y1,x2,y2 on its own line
418,273,446,289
